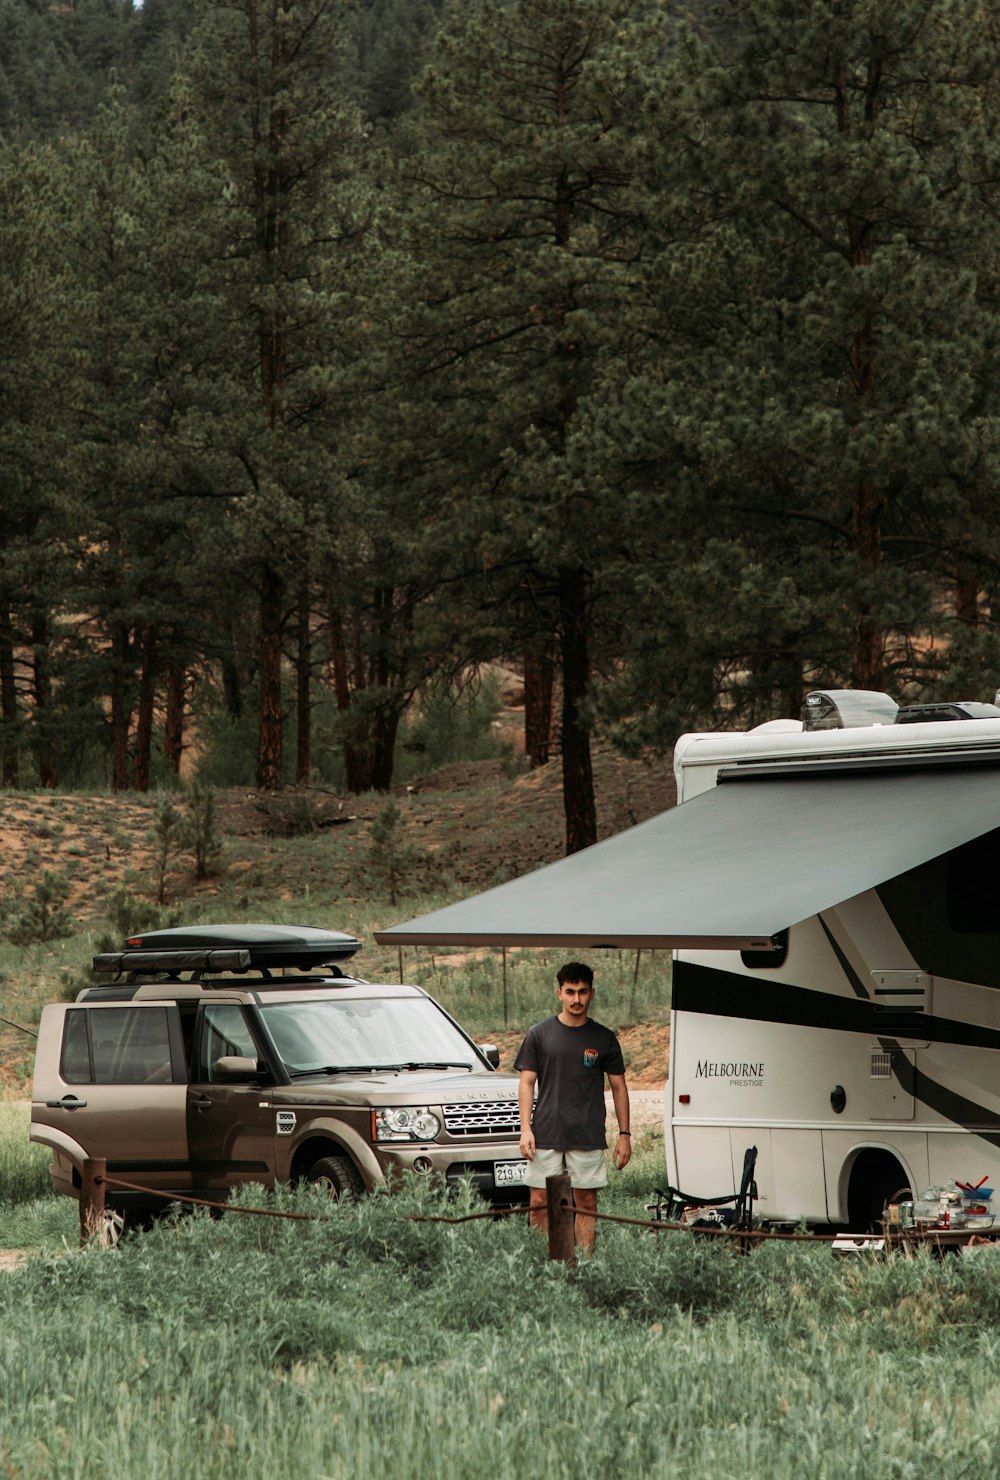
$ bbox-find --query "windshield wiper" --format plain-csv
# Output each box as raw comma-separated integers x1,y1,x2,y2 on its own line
287,1061,475,1078
390,1061,475,1071
287,1065,386,1077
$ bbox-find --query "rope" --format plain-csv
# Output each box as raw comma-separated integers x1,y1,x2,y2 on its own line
100,1173,530,1225
91,1175,959,1246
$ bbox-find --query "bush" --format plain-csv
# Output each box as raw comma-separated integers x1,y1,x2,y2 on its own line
577,1225,741,1322
366,798,423,905
0,869,75,945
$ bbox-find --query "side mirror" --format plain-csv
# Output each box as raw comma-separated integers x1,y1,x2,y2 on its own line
478,1042,500,1069
213,1055,260,1080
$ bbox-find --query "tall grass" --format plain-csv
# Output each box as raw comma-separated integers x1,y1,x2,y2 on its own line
0,1103,54,1209
389,945,672,1037
3,1172,1000,1478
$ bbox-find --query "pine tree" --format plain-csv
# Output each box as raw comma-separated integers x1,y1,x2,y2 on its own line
610,0,1000,731
181,0,370,790
395,0,656,851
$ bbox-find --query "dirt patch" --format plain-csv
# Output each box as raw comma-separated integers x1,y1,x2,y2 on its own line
0,1250,30,1272
0,744,676,926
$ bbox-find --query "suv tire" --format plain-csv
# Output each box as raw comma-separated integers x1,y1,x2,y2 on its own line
309,1153,365,1202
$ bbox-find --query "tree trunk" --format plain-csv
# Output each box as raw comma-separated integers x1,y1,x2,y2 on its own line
109,621,131,792
557,566,596,855
132,624,156,792
0,602,18,787
370,705,401,793
956,562,979,627
523,641,554,768
31,610,57,788
164,661,186,776
295,583,311,785
256,562,284,790
328,601,369,793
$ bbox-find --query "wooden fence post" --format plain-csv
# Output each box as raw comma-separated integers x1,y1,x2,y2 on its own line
546,1173,575,1265
79,1157,107,1247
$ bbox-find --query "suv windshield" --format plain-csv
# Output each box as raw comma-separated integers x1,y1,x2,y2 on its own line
258,997,483,1075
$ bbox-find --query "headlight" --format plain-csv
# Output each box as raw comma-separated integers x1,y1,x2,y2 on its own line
374,1106,441,1142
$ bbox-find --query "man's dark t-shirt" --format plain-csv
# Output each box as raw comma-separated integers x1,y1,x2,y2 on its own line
514,1016,626,1150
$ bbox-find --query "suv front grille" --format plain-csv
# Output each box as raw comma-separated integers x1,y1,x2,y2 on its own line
443,1100,520,1137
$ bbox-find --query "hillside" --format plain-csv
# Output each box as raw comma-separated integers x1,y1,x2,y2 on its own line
0,747,677,1092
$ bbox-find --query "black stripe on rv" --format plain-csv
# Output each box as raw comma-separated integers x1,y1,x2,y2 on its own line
673,960,1000,1147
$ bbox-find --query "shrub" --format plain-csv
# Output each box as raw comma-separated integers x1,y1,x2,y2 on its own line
577,1225,741,1322
366,798,423,905
0,869,75,945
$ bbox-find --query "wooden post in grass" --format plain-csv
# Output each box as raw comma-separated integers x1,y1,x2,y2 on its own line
79,1157,107,1246
546,1173,575,1265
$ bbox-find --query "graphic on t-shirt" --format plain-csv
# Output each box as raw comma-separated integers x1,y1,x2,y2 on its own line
583,1047,599,1068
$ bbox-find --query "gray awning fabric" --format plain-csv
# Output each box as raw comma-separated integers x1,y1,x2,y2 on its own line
374,758,1000,950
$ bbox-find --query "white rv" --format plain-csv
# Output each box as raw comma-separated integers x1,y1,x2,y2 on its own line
668,693,1000,1228
377,688,1000,1230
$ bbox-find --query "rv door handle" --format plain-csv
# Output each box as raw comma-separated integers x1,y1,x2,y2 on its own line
46,1096,87,1110
190,1097,213,1111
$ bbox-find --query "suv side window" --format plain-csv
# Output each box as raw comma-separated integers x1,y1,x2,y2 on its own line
197,1004,259,1082
61,1006,176,1084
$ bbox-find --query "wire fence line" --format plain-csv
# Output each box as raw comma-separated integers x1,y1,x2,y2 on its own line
83,1164,850,1250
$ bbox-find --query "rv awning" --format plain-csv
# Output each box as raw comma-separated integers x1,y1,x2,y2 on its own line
374,753,1000,950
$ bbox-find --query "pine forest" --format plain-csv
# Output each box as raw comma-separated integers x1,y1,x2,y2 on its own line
1,0,999,852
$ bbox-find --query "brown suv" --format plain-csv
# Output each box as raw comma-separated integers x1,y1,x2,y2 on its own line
31,924,527,1218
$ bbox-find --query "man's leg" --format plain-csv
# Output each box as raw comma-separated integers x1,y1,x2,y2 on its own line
574,1187,598,1252
528,1186,548,1235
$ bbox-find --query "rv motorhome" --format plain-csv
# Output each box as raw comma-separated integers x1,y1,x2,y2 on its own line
669,692,1000,1229
376,688,1000,1231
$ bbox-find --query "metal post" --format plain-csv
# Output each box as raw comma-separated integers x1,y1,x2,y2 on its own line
546,1172,575,1264
629,949,641,1018
79,1157,107,1247
398,948,404,984
502,947,508,1026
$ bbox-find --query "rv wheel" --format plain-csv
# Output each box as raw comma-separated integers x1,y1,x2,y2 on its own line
847,1149,911,1232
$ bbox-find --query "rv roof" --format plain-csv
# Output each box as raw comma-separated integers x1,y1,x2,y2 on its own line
675,714,1000,766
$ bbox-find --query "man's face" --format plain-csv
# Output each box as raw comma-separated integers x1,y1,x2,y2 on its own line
556,978,594,1022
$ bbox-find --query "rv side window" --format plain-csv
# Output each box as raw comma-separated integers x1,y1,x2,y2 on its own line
878,828,1000,991
947,830,1000,933
741,930,789,970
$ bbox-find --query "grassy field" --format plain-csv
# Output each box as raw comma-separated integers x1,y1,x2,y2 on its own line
5,772,994,1475
3,1109,1000,1479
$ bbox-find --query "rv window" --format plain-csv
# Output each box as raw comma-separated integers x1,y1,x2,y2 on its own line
947,829,1000,933
877,827,1000,991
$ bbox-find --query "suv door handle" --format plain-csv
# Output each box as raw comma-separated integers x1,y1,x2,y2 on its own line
190,1097,213,1110
46,1096,87,1110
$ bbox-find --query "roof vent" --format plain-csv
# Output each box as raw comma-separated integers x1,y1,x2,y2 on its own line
801,690,898,731
894,701,1000,724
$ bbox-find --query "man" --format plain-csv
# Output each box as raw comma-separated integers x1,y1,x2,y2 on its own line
515,961,631,1252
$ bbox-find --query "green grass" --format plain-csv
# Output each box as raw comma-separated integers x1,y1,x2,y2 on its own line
0,1103,53,1210
3,1153,1000,1478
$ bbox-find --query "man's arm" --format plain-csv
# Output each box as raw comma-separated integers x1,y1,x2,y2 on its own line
608,1072,632,1169
518,1069,537,1160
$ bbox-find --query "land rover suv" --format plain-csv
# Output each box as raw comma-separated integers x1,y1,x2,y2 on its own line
31,924,528,1218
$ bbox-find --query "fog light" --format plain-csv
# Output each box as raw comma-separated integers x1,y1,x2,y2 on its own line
413,1156,433,1174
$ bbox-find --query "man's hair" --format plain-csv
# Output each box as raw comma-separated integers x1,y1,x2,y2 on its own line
557,961,594,988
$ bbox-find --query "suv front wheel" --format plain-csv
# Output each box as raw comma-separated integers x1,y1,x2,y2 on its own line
309,1153,365,1202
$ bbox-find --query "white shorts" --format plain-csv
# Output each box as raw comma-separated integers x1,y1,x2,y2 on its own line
526,1147,608,1191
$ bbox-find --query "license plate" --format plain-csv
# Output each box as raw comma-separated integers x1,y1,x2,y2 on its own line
494,1160,528,1186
